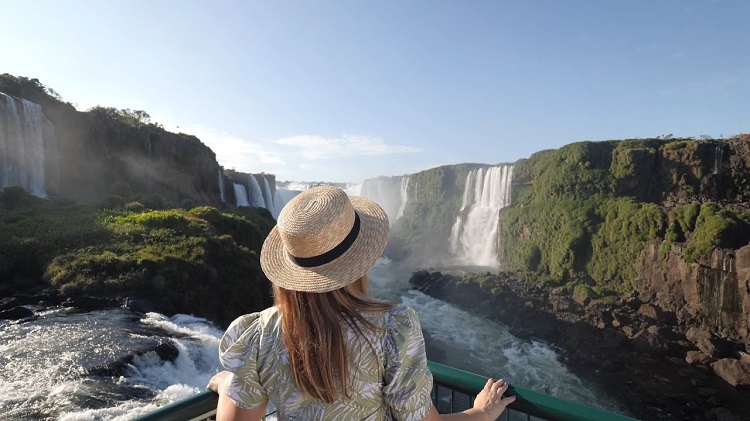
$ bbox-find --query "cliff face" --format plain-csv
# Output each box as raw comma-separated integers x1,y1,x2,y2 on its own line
638,242,750,347
0,80,223,205
40,101,222,204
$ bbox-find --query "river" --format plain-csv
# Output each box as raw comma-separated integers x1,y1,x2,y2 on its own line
0,259,624,420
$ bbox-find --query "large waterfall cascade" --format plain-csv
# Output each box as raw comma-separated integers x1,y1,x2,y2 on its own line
246,175,266,208
0,92,54,197
449,165,513,268
233,183,250,207
714,145,723,175
259,176,276,217
353,176,410,225
395,176,410,220
228,174,301,219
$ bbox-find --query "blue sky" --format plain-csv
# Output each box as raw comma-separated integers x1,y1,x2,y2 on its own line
1,1,748,183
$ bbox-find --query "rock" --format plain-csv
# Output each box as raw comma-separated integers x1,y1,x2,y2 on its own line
638,303,661,320
0,297,20,311
550,295,575,312
62,295,121,311
711,358,750,387
686,350,712,366
572,287,590,306
0,306,33,320
89,339,179,377
686,327,734,358
622,326,636,337
633,328,669,354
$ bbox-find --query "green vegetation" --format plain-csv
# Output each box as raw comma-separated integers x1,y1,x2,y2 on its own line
494,136,750,296
88,106,164,130
684,203,750,262
0,188,274,326
501,197,599,284
586,199,665,290
0,73,67,105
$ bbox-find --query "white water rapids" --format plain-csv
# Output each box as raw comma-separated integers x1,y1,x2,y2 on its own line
0,259,624,419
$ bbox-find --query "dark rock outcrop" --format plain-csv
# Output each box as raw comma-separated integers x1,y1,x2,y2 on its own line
410,270,750,421
89,339,180,377
0,306,33,320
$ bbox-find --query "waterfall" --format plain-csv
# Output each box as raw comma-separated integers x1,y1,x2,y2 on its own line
395,176,410,220
233,183,250,207
355,176,408,225
260,176,276,217
246,175,265,208
217,170,226,202
273,187,301,218
449,165,513,268
0,93,53,197
714,146,723,175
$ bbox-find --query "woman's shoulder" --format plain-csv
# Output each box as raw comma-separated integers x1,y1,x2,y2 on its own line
384,303,422,333
225,306,280,333
220,307,281,358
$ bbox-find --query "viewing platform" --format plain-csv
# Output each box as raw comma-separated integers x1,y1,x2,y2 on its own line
134,361,637,421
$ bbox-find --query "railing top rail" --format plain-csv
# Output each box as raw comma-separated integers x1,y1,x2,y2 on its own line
133,361,638,421
428,361,637,421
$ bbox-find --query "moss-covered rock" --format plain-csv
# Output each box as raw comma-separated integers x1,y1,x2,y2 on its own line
0,191,274,326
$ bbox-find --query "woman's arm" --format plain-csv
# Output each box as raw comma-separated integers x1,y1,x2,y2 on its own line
215,393,268,421
421,378,516,421
208,371,269,421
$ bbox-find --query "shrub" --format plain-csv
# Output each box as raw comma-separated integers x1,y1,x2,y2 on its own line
125,201,145,212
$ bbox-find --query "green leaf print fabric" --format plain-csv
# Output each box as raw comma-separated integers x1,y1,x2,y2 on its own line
219,304,434,420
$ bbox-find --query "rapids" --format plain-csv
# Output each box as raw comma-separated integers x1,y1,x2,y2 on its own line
0,259,624,419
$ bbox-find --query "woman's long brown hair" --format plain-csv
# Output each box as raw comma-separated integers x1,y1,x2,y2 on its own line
274,275,393,403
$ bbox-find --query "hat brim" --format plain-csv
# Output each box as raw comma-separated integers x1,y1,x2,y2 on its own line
260,196,389,293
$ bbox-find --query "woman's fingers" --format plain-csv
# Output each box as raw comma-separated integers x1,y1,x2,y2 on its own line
484,377,493,392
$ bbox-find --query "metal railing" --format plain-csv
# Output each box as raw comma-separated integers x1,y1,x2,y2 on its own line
133,361,638,421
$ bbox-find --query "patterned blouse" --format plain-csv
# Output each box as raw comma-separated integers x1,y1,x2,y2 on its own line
219,304,434,420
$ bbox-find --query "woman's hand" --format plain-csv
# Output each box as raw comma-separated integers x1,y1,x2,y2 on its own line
207,370,231,393
472,378,515,420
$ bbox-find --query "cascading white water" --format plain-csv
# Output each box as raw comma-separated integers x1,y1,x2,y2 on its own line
0,92,53,197
260,176,276,217
218,169,226,202
354,176,408,224
0,309,226,421
344,183,362,196
449,165,513,268
714,146,723,175
233,183,250,207
272,187,300,218
246,175,266,208
395,176,410,220
2,260,623,420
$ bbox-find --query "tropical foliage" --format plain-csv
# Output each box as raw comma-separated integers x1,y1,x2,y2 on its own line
0,188,274,326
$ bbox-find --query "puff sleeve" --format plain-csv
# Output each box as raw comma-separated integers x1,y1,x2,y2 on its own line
218,313,267,409
383,306,434,421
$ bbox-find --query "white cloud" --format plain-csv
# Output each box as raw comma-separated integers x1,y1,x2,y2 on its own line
275,134,420,160
178,126,285,171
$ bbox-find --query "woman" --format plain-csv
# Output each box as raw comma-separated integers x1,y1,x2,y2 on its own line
208,186,515,420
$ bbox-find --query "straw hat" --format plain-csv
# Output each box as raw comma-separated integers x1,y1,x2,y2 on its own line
260,186,389,293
